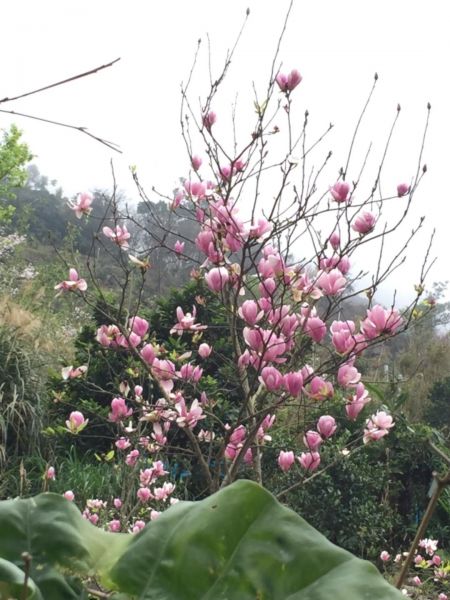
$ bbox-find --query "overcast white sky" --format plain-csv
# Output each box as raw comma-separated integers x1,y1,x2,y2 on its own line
1,0,449,305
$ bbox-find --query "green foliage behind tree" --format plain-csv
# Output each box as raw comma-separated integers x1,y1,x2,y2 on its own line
425,376,450,432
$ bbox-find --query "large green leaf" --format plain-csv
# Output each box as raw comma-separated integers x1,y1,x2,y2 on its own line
0,557,41,599
110,480,403,599
0,493,129,597
0,484,403,599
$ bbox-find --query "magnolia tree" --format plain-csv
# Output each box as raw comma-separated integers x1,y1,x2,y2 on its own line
52,20,435,534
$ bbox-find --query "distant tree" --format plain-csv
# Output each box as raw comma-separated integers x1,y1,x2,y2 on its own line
0,125,32,222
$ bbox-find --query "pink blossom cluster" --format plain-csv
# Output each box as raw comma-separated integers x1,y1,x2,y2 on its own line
382,539,448,595
225,415,275,466
278,415,337,474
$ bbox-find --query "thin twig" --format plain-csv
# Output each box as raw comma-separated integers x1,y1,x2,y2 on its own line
0,58,121,104
0,108,121,152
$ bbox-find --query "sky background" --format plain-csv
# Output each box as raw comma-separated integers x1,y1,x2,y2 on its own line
1,0,449,305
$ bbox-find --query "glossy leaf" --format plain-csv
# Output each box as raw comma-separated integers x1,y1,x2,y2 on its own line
111,480,403,599
0,493,129,597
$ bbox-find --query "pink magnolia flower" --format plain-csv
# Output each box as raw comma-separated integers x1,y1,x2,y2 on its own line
229,159,244,173
397,182,410,197
276,69,302,92
319,256,341,272
411,576,422,587
191,155,202,170
330,181,350,203
137,487,152,503
151,422,168,447
380,551,390,562
184,180,207,200
243,448,253,465
202,111,217,131
61,365,87,380
278,450,295,472
153,482,176,502
115,437,131,451
225,425,247,460
96,324,120,348
258,250,285,277
198,429,215,442
89,513,99,526
108,520,121,533
259,366,283,391
205,267,229,292
46,466,56,480
140,468,156,487
86,499,106,510
352,211,376,235
363,410,395,443
178,363,203,383
329,231,340,250
301,364,314,382
195,230,216,258
170,306,207,336
283,371,303,397
109,397,132,422
317,269,346,295
125,449,140,467
259,277,276,298
229,425,246,446
151,358,176,393
174,240,185,254
345,382,371,420
303,430,323,451
198,343,212,358
331,320,365,355
336,256,351,275
140,343,157,365
68,192,93,219
438,594,448,600
102,225,131,249
297,451,321,472
243,327,287,364
132,520,146,533
305,376,334,401
303,316,327,343
337,363,361,387
63,490,75,501
220,165,232,181
249,217,272,240
115,330,141,349
260,414,275,437
55,268,87,293
419,538,438,556
129,316,149,337
432,554,442,566
172,190,184,209
239,300,264,326
317,415,337,438
175,398,205,428
361,305,403,339
65,411,88,434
